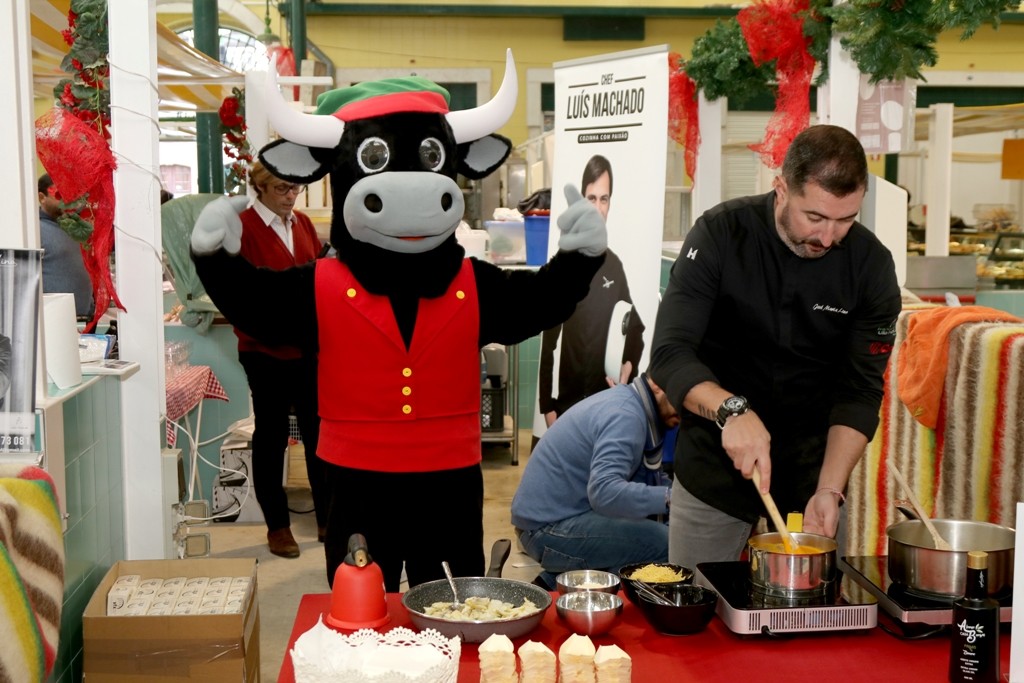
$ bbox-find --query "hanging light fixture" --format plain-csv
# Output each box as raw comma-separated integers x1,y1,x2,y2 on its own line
257,0,280,46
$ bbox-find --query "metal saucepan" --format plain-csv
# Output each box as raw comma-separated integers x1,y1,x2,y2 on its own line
887,518,1015,598
748,532,837,596
402,576,551,643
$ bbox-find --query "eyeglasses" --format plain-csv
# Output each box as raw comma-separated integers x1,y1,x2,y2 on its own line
269,183,307,196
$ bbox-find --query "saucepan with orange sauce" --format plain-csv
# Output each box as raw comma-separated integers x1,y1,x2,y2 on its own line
748,532,837,595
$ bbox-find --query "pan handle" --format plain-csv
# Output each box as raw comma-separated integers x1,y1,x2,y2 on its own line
487,538,512,577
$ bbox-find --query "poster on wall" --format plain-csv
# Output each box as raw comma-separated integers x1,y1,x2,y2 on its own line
855,76,916,155
0,249,41,453
532,45,669,441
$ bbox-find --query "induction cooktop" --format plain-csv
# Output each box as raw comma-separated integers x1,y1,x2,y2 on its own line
694,561,877,636
839,555,1013,628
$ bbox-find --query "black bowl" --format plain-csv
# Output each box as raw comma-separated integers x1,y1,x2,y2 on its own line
618,562,693,606
635,584,718,636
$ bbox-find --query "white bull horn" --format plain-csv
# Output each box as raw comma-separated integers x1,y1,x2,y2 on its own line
446,49,518,144
264,56,345,148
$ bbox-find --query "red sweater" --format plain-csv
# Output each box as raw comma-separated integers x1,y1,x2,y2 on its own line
235,206,321,359
315,258,482,472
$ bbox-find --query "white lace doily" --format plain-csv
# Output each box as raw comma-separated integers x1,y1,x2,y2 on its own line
291,618,460,683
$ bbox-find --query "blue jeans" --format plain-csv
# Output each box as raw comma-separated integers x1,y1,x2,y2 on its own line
517,511,668,588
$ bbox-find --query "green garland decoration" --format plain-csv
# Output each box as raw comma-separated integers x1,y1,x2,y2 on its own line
685,19,776,106
685,0,1018,98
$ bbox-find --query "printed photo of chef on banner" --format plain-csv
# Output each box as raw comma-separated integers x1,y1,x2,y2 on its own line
532,45,668,444
0,248,42,453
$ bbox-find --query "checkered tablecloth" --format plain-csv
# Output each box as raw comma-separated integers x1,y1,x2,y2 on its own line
165,365,229,447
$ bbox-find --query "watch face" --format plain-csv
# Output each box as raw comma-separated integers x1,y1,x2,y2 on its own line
722,396,747,413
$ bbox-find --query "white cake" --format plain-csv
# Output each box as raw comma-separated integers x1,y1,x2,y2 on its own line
518,640,556,683
478,633,517,683
558,634,596,683
594,644,631,683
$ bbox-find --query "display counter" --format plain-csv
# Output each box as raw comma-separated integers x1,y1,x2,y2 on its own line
278,593,1011,683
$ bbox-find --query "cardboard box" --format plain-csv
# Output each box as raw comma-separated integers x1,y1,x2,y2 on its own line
83,558,259,682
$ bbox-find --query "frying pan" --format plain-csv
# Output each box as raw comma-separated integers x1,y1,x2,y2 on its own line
401,576,551,642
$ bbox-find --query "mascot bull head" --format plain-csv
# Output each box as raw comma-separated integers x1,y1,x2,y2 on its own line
258,50,517,258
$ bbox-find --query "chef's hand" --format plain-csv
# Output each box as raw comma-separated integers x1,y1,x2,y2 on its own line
720,411,773,491
556,184,607,257
803,489,841,538
191,195,249,255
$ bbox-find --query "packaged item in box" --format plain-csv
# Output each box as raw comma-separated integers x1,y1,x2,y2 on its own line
84,558,259,682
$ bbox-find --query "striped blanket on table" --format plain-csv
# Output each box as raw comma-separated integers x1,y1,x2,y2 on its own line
847,307,1024,558
0,465,65,683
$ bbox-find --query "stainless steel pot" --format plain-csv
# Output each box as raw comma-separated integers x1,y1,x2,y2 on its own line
887,518,1015,598
748,532,837,596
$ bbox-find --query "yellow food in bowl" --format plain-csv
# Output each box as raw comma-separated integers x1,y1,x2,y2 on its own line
751,542,824,555
628,565,686,583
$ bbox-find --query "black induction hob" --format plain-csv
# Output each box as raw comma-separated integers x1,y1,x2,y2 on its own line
839,555,1013,628
694,561,877,636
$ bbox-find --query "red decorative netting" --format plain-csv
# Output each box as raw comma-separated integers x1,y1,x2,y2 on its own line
737,0,815,169
668,53,700,183
267,45,299,100
35,107,125,332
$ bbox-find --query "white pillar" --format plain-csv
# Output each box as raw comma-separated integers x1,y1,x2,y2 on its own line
0,1,41,249
924,103,953,257
820,30,861,135
691,92,723,224
109,0,168,559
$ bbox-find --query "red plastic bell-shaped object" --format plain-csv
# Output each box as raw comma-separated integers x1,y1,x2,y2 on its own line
325,533,390,630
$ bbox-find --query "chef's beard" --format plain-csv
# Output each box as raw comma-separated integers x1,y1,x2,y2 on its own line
776,200,834,260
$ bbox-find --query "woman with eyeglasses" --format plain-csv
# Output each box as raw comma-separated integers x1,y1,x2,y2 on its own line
234,160,329,559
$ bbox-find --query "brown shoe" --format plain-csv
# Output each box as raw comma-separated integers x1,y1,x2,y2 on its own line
317,526,327,543
267,528,300,558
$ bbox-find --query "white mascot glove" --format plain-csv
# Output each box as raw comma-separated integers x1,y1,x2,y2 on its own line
191,195,249,255
556,184,608,257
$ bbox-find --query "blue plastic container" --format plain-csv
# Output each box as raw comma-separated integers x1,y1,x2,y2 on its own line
523,214,550,266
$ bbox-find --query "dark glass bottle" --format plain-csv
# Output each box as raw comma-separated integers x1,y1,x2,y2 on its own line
949,550,1000,683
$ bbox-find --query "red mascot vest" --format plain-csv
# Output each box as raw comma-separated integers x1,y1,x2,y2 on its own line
314,258,483,472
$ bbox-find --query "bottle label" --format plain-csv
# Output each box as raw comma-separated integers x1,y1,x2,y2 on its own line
955,619,988,644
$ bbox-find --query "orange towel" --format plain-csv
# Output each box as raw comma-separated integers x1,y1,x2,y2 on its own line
897,305,1021,429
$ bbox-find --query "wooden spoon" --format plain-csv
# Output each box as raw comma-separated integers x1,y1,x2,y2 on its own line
890,465,953,551
751,468,798,554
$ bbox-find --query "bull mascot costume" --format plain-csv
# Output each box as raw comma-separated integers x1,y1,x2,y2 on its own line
192,51,607,591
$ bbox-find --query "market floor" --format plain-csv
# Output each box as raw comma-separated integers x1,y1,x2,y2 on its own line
206,432,537,679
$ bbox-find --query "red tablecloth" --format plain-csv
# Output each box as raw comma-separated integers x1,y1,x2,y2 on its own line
165,365,228,446
278,593,1013,682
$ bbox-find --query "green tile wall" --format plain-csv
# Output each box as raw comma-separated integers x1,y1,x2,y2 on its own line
51,376,126,683
976,290,1024,317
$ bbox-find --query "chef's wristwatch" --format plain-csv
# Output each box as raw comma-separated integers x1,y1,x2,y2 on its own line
715,395,749,429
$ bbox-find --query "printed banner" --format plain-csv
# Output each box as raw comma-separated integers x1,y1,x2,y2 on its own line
533,46,668,439
0,249,41,452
